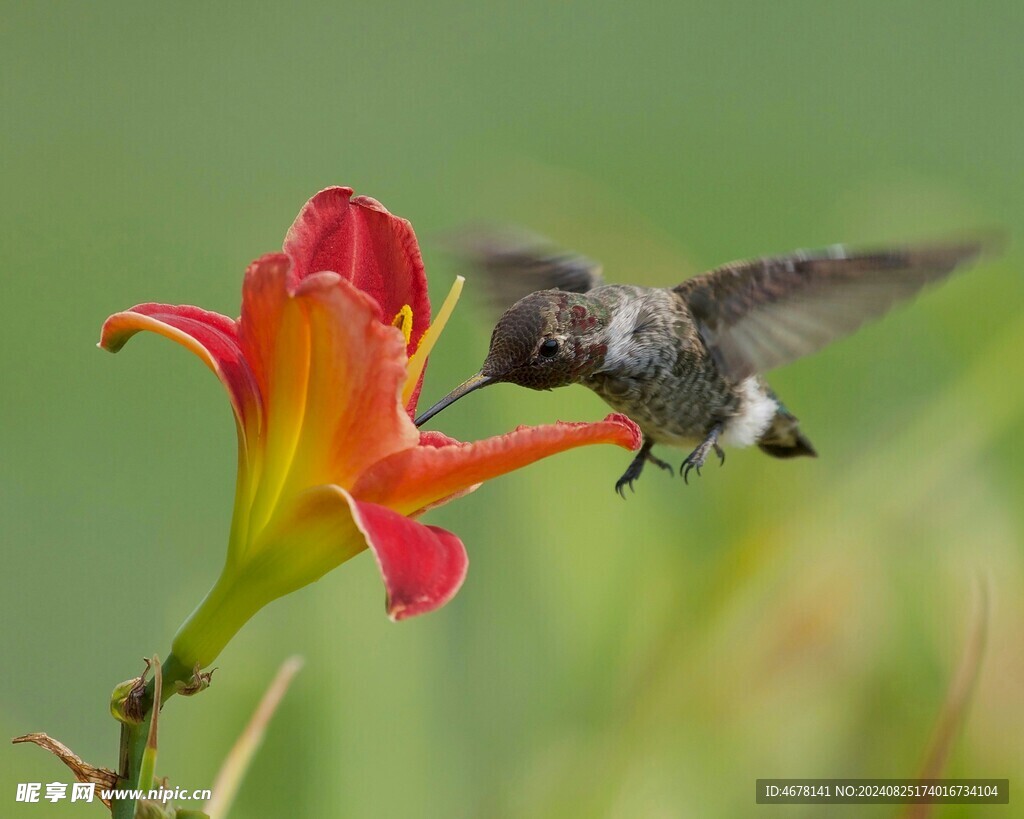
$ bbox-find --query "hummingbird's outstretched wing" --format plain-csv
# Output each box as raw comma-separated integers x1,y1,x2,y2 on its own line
443,227,604,314
675,241,986,382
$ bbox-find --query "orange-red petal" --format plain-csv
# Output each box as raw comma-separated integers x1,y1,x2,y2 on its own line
238,253,293,406
282,187,430,356
281,272,420,493
248,485,468,624
99,303,260,435
347,498,468,621
173,481,469,663
237,255,312,542
351,414,642,515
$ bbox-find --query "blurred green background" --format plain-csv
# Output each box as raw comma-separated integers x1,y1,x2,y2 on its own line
3,2,1022,816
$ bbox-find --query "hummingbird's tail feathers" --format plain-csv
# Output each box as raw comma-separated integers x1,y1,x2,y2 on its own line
756,406,817,459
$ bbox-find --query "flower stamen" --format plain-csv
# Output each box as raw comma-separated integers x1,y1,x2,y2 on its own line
392,305,414,347
403,276,464,405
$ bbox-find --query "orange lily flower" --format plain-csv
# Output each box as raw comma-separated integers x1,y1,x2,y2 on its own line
100,187,639,669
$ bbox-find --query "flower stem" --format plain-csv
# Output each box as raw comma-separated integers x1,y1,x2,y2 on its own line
112,652,191,819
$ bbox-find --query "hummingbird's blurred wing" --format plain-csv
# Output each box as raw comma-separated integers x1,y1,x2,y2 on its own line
443,227,604,314
675,241,986,382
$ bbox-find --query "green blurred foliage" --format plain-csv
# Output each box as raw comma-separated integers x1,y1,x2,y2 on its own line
2,2,1022,816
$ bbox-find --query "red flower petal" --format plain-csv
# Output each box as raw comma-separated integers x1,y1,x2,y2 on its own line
418,430,461,448
282,187,430,355
174,482,468,666
348,498,468,621
351,414,642,515
238,253,295,407
99,303,261,435
283,272,420,491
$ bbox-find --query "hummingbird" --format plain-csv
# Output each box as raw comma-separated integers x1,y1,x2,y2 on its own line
414,231,986,495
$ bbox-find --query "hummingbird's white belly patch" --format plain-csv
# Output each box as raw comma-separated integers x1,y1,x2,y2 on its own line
720,377,778,448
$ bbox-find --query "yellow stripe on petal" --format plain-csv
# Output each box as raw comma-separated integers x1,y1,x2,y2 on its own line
403,275,464,406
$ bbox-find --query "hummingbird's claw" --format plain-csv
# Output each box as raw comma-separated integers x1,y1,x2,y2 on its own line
681,461,702,484
615,438,671,496
614,475,635,498
615,463,642,497
680,424,724,485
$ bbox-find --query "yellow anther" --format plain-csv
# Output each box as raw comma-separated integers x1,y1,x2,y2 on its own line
392,304,414,347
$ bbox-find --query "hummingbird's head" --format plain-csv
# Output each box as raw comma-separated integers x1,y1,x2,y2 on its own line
482,290,609,387
415,290,608,426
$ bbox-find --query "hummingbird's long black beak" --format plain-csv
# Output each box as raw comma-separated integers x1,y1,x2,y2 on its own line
414,372,495,427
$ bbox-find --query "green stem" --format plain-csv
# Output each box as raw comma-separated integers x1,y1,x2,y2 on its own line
171,572,265,673
112,653,191,819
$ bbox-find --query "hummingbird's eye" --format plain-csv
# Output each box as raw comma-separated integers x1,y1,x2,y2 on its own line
539,338,560,358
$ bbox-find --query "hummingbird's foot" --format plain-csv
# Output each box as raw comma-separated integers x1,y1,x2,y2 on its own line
646,450,675,474
681,424,724,484
615,438,669,497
